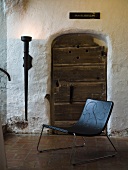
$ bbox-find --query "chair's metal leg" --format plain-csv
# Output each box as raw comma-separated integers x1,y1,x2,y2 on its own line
71,135,117,166
37,125,45,152
70,134,87,165
70,133,77,164
37,128,85,153
107,135,117,154
82,137,86,146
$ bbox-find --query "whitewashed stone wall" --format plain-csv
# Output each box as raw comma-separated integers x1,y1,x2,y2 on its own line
6,0,128,136
0,0,7,125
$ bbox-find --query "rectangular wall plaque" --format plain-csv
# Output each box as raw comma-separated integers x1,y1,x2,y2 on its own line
69,12,100,19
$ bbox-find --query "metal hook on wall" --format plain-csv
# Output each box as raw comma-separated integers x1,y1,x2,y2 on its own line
0,68,11,81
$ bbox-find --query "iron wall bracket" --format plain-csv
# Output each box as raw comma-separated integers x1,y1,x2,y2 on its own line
21,36,32,121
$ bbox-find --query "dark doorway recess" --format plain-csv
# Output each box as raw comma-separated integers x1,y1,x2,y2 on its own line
51,33,107,129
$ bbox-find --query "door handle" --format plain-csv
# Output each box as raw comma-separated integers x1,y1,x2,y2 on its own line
70,85,74,104
54,80,60,93
56,80,60,87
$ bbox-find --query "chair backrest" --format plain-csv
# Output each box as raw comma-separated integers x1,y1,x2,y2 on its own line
77,99,114,135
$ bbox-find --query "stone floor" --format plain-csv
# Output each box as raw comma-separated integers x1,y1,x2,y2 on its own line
4,134,128,170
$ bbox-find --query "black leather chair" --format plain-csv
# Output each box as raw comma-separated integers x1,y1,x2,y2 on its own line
37,99,117,165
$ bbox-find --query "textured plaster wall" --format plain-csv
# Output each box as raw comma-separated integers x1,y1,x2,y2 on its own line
0,0,7,125
6,0,128,135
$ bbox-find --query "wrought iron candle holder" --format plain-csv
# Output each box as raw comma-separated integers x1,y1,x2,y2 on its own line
21,36,32,121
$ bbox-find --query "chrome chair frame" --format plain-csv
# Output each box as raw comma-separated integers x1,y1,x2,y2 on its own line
37,99,117,165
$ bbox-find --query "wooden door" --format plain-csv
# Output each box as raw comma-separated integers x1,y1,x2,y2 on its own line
51,33,107,128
